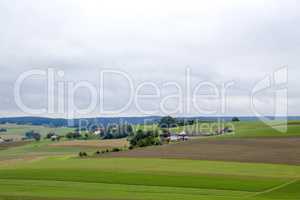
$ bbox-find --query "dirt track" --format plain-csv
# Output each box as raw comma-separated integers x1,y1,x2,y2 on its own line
108,137,300,165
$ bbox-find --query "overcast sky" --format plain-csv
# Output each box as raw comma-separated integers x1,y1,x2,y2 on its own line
0,0,299,118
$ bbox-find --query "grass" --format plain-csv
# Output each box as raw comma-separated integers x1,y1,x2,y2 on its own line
0,124,128,160
220,120,300,138
0,139,128,160
0,169,282,192
0,121,300,199
0,179,254,200
2,120,300,141
133,120,300,138
259,180,300,199
0,141,83,159
0,157,299,200
167,120,300,138
0,124,74,140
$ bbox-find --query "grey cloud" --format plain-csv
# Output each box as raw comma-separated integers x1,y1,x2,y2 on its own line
0,0,299,117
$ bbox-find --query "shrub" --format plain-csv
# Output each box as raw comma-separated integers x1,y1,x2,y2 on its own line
51,135,61,141
102,124,134,139
79,152,88,157
0,128,7,132
128,145,134,150
159,116,177,128
129,130,161,148
111,147,121,152
25,131,41,141
94,150,101,156
66,132,81,139
232,117,240,122
46,132,56,139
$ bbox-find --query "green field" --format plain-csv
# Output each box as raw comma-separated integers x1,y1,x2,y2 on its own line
0,141,96,160
0,122,300,199
134,120,300,138
2,120,300,141
168,120,300,138
0,124,74,140
221,121,300,138
0,157,299,200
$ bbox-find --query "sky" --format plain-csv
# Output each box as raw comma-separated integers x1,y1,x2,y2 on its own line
0,0,299,118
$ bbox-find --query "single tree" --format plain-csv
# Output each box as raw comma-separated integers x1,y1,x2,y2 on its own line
159,116,177,128
232,117,240,122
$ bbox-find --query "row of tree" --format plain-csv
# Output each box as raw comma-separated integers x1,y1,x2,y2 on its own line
0,128,7,132
102,124,134,139
158,116,240,128
158,116,197,128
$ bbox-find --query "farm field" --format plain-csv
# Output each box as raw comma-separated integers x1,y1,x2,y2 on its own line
108,137,300,165
2,1,300,199
49,138,128,148
1,120,300,141
0,121,299,199
0,157,299,200
170,120,300,138
220,120,300,138
134,120,300,138
0,138,128,161
0,124,74,140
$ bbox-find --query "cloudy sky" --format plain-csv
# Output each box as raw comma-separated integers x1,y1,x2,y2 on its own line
0,0,299,118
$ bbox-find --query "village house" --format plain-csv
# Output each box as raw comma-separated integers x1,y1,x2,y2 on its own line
50,135,59,141
93,128,105,135
178,131,189,141
168,131,189,142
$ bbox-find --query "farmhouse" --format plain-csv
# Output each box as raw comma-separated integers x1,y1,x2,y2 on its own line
169,135,179,142
178,131,189,141
50,135,58,139
215,127,234,135
154,129,190,143
168,132,189,142
50,135,59,141
93,128,104,135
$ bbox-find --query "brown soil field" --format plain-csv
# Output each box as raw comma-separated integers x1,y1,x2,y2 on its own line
108,137,300,165
50,139,128,148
